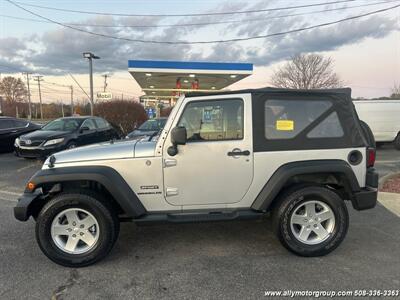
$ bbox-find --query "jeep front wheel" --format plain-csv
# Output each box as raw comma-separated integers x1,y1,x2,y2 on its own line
273,186,349,257
36,191,119,267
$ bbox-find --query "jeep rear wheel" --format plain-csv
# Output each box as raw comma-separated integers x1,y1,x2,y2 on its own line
272,186,349,257
36,191,119,267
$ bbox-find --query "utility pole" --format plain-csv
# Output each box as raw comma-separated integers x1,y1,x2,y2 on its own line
83,52,100,116
33,75,43,119
22,72,32,119
70,85,74,116
61,101,64,117
101,74,110,92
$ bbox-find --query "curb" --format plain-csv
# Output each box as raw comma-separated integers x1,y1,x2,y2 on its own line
378,192,400,217
378,172,400,190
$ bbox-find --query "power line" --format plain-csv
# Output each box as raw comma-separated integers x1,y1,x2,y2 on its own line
69,73,90,101
41,81,70,88
6,0,400,45
1,0,398,28
12,0,356,17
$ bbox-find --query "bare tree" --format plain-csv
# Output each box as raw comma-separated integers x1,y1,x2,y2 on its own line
0,76,27,103
390,83,400,99
271,53,342,89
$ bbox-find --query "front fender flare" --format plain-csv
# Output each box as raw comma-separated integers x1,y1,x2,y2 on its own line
25,166,146,218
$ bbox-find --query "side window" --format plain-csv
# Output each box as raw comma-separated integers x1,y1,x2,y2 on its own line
14,120,28,128
95,118,109,129
178,99,243,141
264,100,332,140
81,119,97,130
307,112,344,138
0,120,15,129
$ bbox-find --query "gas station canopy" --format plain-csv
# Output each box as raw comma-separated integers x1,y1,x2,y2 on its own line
128,60,253,100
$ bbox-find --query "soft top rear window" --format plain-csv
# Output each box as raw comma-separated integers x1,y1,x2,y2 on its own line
251,91,366,152
264,99,332,140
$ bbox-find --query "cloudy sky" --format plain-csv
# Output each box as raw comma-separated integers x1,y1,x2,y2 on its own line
0,0,399,103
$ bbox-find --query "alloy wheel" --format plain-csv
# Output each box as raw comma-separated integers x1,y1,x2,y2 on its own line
290,200,335,245
50,208,100,254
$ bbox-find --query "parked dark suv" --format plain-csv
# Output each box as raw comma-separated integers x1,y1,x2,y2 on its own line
14,116,119,158
0,116,41,152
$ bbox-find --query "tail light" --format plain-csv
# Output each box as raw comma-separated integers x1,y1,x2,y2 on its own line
367,147,376,167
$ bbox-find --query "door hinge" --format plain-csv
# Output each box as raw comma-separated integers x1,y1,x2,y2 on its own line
166,187,179,197
164,158,177,168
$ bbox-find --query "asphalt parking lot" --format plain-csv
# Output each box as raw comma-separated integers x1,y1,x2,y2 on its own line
0,147,399,299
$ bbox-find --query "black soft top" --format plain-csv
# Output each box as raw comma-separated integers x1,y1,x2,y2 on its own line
188,87,366,151
187,87,351,98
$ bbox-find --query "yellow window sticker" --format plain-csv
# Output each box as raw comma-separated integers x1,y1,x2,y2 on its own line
276,120,294,131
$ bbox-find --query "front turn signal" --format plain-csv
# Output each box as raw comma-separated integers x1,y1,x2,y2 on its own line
26,182,36,191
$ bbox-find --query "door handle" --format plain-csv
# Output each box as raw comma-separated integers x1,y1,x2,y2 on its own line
164,158,177,168
227,149,250,156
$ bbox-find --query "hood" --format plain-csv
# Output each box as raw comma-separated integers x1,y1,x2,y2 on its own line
21,130,70,141
44,139,157,166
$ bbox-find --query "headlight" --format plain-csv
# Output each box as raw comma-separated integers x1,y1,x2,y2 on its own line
14,137,20,146
43,138,64,146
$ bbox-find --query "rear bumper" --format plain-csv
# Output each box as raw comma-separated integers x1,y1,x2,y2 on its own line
351,188,378,210
14,190,43,221
351,167,378,211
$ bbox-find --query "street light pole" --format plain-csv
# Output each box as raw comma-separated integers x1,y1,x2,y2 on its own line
83,52,100,116
89,57,94,114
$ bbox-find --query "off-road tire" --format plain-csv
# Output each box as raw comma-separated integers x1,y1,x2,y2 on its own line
272,186,349,257
36,190,119,267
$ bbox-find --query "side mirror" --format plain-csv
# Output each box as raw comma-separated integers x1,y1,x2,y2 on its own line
80,126,90,133
168,126,187,156
171,126,187,145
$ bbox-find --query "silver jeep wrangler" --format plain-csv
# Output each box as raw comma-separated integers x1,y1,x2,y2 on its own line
14,88,378,267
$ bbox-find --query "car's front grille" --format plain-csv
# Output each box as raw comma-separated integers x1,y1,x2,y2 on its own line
20,140,43,147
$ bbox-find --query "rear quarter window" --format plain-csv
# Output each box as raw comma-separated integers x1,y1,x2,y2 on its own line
264,99,332,140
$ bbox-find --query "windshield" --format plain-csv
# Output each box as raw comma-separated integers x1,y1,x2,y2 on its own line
42,119,82,131
138,118,167,131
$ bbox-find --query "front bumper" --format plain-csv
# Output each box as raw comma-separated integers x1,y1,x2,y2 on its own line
14,145,62,158
14,190,44,221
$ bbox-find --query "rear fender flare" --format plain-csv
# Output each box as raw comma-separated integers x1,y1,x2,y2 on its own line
251,160,360,211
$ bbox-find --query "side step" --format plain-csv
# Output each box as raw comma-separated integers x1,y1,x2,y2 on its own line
134,210,263,224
